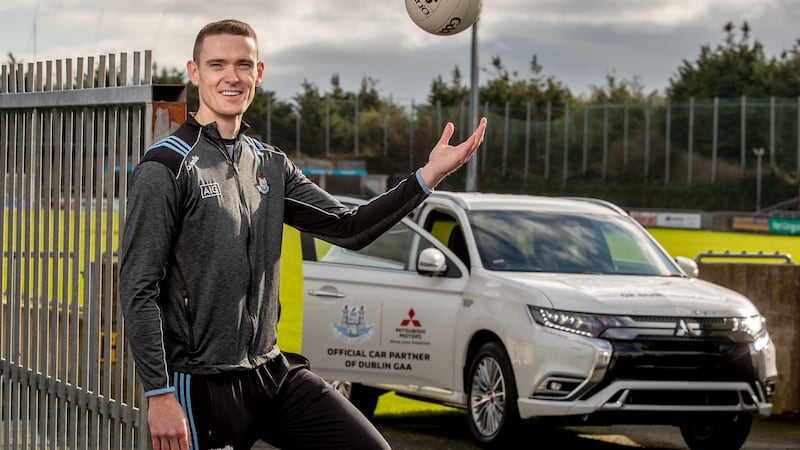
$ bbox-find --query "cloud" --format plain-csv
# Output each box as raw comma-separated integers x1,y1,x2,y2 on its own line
2,0,799,102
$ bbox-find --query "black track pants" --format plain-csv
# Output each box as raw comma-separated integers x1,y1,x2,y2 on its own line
172,352,391,450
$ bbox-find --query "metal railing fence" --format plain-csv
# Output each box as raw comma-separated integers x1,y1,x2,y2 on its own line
260,95,800,192
1,51,157,450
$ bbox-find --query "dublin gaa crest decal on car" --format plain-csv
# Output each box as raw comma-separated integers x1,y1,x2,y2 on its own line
331,305,374,343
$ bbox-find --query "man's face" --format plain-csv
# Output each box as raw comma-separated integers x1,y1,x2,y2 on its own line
187,33,264,125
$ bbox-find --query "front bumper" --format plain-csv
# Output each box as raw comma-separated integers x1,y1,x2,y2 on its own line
518,328,778,421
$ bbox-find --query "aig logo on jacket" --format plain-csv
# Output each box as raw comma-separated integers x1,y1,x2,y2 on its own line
201,182,222,198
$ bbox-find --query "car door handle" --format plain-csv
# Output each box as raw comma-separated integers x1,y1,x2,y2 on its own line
307,288,346,298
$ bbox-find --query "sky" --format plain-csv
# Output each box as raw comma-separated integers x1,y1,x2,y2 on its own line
1,0,799,105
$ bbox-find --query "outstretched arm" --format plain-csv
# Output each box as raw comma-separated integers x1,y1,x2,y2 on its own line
419,117,487,189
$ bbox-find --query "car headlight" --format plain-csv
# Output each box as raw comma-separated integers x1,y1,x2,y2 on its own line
733,314,770,350
528,306,625,338
732,314,766,338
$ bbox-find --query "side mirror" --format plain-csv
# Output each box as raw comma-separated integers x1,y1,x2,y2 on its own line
675,256,699,278
418,247,447,276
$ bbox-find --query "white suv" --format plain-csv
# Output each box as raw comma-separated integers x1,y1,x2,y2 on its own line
300,191,777,449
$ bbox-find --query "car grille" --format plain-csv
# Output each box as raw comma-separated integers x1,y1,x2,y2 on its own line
607,338,755,382
579,315,762,403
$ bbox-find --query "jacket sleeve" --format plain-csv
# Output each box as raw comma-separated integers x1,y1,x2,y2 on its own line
282,157,430,250
118,161,181,396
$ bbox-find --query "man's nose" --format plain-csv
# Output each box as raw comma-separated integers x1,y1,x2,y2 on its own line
223,66,239,83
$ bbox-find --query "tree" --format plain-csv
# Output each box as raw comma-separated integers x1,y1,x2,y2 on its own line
428,66,470,106
588,73,660,104
666,21,791,98
666,21,800,164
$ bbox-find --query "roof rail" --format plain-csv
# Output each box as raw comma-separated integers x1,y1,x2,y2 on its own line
695,250,794,264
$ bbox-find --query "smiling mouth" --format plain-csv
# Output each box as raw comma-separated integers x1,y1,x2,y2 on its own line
220,90,241,97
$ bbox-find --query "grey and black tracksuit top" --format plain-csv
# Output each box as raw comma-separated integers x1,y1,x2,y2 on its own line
119,115,431,397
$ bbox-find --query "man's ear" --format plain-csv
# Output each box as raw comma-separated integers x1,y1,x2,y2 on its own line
187,60,199,86
255,61,265,87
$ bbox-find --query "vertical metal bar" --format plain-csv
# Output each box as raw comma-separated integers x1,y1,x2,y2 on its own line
645,99,651,178
96,55,110,448
120,52,129,87
143,51,152,85
665,98,671,183
119,102,133,449
408,101,415,172
116,103,130,450
563,101,570,186
523,101,530,180
325,97,330,157
544,101,551,179
435,100,442,138
295,110,300,158
83,92,99,450
8,94,21,450
69,57,85,450
354,94,359,157
108,53,116,88
102,101,116,449
26,68,47,448
458,102,465,142
107,101,120,448
770,96,776,170
68,106,81,449
0,74,8,442
741,96,746,178
58,59,75,450
9,95,22,450
582,105,588,177
48,102,63,449
688,97,694,184
712,97,718,183
20,84,34,450
132,52,141,86
382,105,388,160
36,59,46,450
623,102,629,175
0,73,12,450
502,101,509,177
37,94,53,448
602,101,608,180
797,97,800,199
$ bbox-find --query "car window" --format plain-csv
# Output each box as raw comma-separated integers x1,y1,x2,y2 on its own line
312,220,460,276
469,211,680,275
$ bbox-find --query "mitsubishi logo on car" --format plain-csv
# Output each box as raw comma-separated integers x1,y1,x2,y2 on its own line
674,319,699,337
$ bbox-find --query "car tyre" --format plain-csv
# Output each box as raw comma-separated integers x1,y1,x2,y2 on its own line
679,413,753,450
331,380,382,419
467,342,520,447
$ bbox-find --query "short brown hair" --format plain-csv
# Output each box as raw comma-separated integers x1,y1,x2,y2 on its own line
193,19,259,62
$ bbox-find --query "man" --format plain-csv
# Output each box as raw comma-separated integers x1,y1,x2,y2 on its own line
119,19,487,450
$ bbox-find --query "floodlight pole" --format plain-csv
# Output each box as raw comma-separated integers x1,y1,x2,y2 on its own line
465,20,479,192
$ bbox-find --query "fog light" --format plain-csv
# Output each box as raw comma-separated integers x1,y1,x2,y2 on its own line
549,381,563,391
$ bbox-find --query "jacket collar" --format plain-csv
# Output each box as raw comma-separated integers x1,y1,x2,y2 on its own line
186,114,251,142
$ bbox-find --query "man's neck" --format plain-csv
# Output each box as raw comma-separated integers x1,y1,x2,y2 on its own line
194,110,241,139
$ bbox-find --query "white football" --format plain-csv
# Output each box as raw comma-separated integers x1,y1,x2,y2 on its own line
405,0,483,36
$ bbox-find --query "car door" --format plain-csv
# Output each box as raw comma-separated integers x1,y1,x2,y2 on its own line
300,215,468,391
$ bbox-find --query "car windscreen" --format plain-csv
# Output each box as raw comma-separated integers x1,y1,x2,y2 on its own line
468,210,682,275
